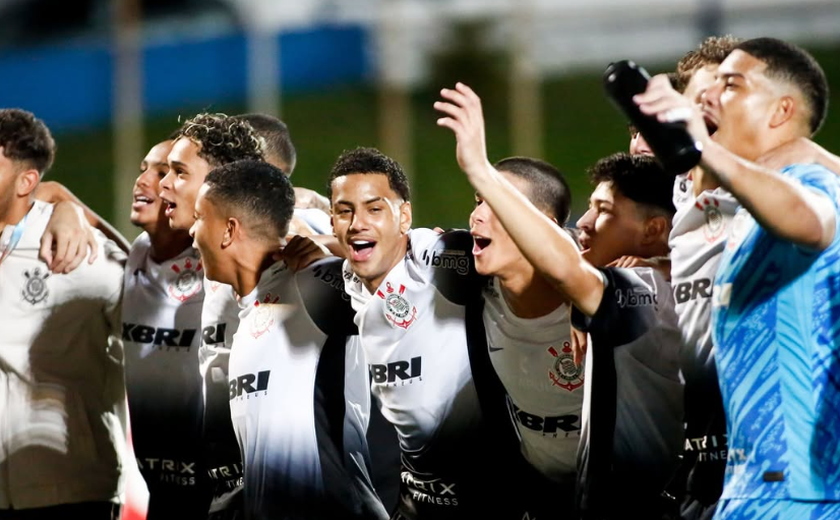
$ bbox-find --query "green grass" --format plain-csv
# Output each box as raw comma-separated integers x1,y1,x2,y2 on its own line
47,43,840,234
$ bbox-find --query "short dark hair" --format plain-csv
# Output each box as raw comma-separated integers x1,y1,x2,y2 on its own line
493,156,571,224
0,109,55,175
234,113,297,175
178,113,264,168
588,152,675,218
735,37,829,134
204,160,295,241
676,35,742,93
327,147,410,202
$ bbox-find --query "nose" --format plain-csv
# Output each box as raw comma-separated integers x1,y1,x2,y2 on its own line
159,169,174,193
469,200,489,228
135,168,154,190
576,207,596,233
702,81,721,110
188,221,196,238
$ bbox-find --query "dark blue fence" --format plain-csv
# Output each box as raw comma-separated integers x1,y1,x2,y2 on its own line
0,24,370,132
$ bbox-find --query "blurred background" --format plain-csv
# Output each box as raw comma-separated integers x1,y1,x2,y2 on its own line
2,0,840,240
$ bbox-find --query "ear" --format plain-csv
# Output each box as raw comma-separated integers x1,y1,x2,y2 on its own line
330,213,336,237
16,170,40,198
222,217,240,249
399,201,412,235
642,215,669,246
769,95,796,129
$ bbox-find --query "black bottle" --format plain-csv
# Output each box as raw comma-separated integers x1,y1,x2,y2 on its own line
604,60,703,174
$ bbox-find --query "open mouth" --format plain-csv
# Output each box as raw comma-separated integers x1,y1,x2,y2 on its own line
132,194,155,210
164,201,177,218
703,114,719,136
472,235,492,255
349,239,376,262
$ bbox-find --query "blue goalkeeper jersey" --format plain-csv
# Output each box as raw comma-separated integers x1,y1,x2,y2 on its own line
711,163,840,502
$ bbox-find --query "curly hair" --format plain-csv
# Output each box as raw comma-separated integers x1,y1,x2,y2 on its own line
327,147,410,202
177,113,264,167
675,35,742,93
0,109,55,175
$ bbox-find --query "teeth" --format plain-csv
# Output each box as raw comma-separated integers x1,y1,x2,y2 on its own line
352,240,373,246
135,196,153,203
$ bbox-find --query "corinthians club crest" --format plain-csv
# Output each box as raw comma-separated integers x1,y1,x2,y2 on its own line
377,282,417,330
697,197,726,243
251,294,280,339
22,267,50,305
169,258,203,302
547,343,583,392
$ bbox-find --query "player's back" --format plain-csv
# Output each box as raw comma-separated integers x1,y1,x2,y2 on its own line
712,164,840,503
230,257,387,520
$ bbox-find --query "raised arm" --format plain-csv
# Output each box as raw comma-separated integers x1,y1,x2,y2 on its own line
635,75,836,250
434,83,605,316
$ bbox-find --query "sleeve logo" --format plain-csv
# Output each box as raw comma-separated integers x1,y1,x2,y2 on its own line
169,258,203,302
547,343,583,392
22,267,50,305
377,282,418,330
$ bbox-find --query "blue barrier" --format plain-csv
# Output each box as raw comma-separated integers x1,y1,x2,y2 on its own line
0,24,370,132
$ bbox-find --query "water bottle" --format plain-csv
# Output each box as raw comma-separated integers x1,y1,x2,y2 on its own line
604,60,703,174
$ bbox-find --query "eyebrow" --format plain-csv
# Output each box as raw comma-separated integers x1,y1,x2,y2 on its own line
334,196,386,207
170,160,189,169
719,72,745,81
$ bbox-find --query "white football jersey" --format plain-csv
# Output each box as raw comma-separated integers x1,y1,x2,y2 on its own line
673,172,694,210
0,200,126,508
668,185,738,506
199,279,244,512
572,267,684,516
482,277,582,483
344,228,519,519
122,233,209,502
230,258,387,520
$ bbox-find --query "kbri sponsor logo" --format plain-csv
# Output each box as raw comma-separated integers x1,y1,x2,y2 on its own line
370,356,422,385
202,323,227,346
421,248,470,275
673,278,713,304
510,403,580,437
122,323,197,349
229,370,271,399
136,457,197,487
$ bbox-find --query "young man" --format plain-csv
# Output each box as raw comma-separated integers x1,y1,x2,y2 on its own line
329,147,520,519
0,109,127,518
158,113,264,518
121,134,213,519
636,37,840,519
190,159,387,520
470,157,583,512
436,84,684,518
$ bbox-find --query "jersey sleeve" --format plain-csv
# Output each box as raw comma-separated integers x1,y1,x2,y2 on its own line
571,267,669,349
297,257,358,336
408,228,485,305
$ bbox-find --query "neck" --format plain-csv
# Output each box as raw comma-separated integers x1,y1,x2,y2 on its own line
0,198,33,230
146,226,193,263
497,263,568,319
362,234,409,293
232,243,277,297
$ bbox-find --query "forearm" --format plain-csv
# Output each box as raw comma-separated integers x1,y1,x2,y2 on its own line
37,181,130,252
465,162,604,314
702,141,835,250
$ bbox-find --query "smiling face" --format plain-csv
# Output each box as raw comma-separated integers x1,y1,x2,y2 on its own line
130,140,173,233
330,173,411,292
575,181,647,267
159,137,213,231
470,172,540,277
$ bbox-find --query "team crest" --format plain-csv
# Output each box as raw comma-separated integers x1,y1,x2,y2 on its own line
697,197,726,243
21,267,50,305
547,343,583,392
377,282,418,330
251,294,280,339
168,258,203,302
